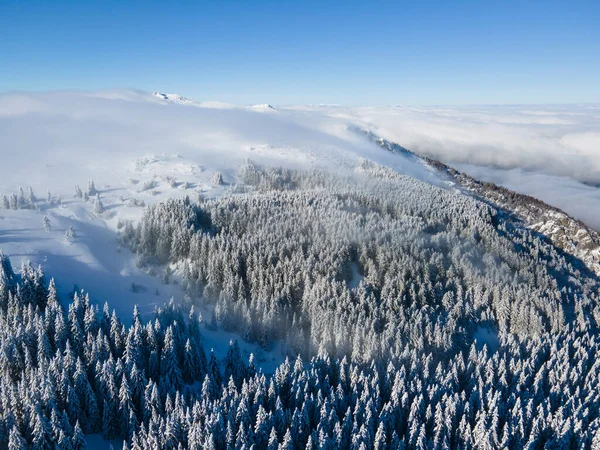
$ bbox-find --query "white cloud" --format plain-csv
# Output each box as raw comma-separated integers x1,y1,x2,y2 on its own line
0,90,442,198
331,104,600,184
1,91,598,231
456,164,600,231
315,104,600,230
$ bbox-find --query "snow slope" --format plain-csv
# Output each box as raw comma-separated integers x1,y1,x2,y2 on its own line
3,91,599,321
2,91,598,450
0,90,442,198
0,89,443,322
1,92,597,449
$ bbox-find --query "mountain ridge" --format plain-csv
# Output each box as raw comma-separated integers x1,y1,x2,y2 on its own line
369,132,600,276
153,91,278,112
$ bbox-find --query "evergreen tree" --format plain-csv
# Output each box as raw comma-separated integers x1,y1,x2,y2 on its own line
212,172,224,185
66,226,76,242
102,399,118,439
223,340,245,387
8,425,26,450
28,185,37,206
72,421,87,450
30,408,52,450
94,195,105,215
160,326,183,397
88,180,97,196
43,215,52,231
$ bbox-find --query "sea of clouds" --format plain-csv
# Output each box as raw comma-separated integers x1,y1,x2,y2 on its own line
329,104,600,230
0,90,440,198
1,91,598,230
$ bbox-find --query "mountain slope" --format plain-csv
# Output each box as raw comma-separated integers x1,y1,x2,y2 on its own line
1,89,599,310
370,132,600,276
2,91,600,448
0,90,442,315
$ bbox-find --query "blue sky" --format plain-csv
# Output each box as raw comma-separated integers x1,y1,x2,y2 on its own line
1,0,598,105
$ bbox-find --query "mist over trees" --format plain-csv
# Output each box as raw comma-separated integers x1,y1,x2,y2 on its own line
124,161,600,361
2,162,600,448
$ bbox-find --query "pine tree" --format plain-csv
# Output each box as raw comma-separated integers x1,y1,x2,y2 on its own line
43,215,52,231
223,340,245,387
30,408,52,450
66,226,76,242
254,405,272,449
374,422,387,450
278,429,294,450
17,186,27,209
182,338,202,383
8,425,26,450
160,326,183,396
212,172,224,185
102,399,118,439
72,422,87,450
207,310,218,331
88,179,97,196
208,349,222,387
267,427,279,450
119,375,135,438
28,185,37,206
57,430,73,450
94,194,105,215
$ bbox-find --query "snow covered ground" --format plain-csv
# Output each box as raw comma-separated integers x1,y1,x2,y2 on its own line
1,90,597,449
0,91,444,316
2,91,598,322
0,90,441,199
0,89,446,386
2,91,599,324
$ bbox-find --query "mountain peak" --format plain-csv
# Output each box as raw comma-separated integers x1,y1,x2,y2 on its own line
250,103,277,112
152,91,198,105
153,91,278,112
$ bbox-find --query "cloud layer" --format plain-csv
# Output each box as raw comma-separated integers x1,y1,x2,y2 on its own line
1,91,598,231
456,164,600,231
0,90,441,198
332,104,600,184
323,104,600,229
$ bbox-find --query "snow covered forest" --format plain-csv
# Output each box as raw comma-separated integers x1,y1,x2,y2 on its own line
2,0,599,444
2,161,600,449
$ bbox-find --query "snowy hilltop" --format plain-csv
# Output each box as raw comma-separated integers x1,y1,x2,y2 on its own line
2,90,600,449
153,91,278,112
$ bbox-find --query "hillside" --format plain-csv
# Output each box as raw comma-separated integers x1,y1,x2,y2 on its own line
1,91,600,448
370,133,600,277
0,90,441,313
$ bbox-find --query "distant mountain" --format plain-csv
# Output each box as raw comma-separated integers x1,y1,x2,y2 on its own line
249,103,278,112
153,91,278,112
152,91,196,104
